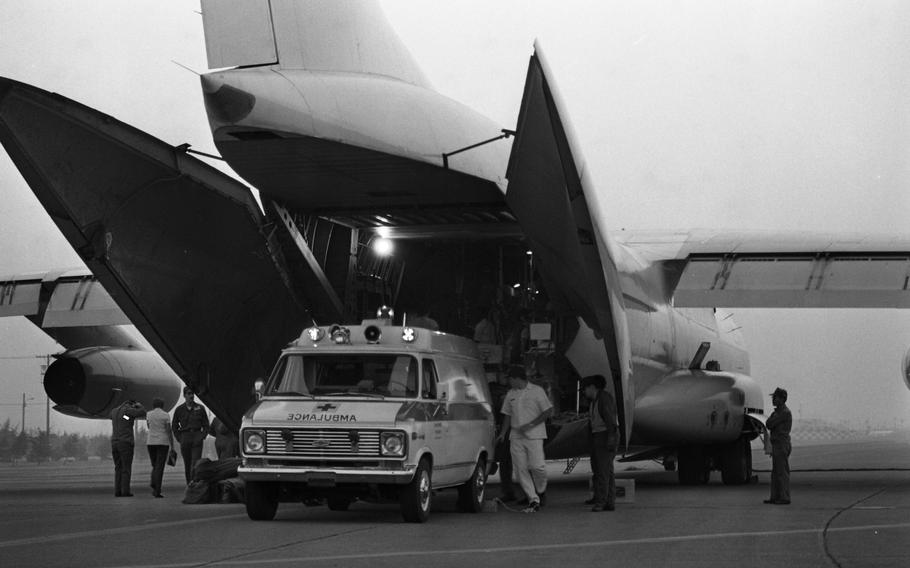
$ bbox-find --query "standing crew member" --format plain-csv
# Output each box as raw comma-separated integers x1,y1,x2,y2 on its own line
764,387,792,505
488,369,517,502
172,386,210,484
110,399,146,497
497,365,553,513
581,375,619,511
145,397,175,498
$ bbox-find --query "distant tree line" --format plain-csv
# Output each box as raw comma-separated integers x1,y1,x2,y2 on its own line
0,419,152,463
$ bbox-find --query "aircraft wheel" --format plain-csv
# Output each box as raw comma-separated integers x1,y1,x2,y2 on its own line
721,437,752,485
678,446,710,485
327,496,352,511
457,457,487,513
401,458,432,523
245,481,278,520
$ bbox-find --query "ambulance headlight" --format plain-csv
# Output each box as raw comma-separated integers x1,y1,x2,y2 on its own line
380,431,406,457
244,430,266,454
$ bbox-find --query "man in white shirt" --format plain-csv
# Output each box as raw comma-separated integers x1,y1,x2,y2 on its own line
497,365,553,513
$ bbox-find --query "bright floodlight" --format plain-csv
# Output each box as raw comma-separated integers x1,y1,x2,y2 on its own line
373,237,394,256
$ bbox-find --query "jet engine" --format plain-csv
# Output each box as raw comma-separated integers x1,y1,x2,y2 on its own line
43,347,182,419
632,371,764,446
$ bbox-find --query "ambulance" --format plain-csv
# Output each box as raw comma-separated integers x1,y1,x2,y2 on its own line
238,319,495,522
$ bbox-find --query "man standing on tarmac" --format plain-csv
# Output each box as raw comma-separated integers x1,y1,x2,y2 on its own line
581,375,619,512
110,399,146,497
488,368,517,502
497,365,553,513
172,386,210,484
764,387,792,505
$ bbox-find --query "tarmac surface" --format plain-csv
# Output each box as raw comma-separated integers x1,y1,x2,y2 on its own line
1,434,908,568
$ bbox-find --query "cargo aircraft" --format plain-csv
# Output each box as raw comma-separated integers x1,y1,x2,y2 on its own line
1,0,909,485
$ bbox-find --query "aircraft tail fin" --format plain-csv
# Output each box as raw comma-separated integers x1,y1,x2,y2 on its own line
201,0,430,87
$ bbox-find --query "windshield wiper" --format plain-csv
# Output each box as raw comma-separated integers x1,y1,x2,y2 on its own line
321,391,386,399
268,391,314,398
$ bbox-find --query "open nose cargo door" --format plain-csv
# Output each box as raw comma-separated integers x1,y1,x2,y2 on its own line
505,46,633,447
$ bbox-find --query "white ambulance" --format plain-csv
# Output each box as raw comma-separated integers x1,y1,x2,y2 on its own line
239,320,495,522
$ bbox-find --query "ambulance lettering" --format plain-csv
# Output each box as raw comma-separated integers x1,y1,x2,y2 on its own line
286,413,357,422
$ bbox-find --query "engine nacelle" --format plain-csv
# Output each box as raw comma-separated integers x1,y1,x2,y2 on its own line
44,347,182,419
631,371,764,446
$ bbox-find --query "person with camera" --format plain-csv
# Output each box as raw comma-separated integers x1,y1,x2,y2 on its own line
110,399,147,497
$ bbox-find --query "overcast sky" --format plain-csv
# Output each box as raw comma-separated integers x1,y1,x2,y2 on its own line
0,1,908,435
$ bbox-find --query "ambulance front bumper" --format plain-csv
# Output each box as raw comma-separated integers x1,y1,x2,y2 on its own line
239,460,417,485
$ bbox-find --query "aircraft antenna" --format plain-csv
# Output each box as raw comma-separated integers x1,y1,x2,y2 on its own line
170,59,201,76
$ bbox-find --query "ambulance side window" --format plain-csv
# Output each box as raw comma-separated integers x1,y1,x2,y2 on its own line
421,359,438,399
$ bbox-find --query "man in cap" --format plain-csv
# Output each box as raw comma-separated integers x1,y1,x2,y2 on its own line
764,387,792,504
172,386,210,484
110,399,146,497
497,364,553,513
581,375,620,511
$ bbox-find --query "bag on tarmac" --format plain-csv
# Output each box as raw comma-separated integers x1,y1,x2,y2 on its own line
217,477,246,503
193,457,242,483
182,480,214,504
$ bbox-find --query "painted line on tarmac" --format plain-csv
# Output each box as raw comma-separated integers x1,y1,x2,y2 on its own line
100,521,910,568
0,513,244,549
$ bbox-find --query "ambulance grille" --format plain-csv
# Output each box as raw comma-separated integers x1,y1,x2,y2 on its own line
264,429,381,458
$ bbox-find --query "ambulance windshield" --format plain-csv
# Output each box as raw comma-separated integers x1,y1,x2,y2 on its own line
268,354,419,398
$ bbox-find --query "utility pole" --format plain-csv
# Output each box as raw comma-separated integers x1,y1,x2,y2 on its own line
41,355,50,462
21,393,25,435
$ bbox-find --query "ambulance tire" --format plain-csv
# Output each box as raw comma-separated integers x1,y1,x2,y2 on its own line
245,481,278,520
456,458,487,513
401,458,432,523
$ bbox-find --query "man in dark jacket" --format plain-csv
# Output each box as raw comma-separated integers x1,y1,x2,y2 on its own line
582,375,619,511
764,387,792,505
110,399,146,497
172,386,210,483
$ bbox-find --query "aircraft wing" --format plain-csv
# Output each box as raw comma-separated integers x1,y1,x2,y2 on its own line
0,77,329,428
0,269,141,349
615,229,910,308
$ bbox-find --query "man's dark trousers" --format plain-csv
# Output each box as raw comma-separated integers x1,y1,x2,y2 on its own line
771,440,791,502
591,431,617,507
179,431,205,484
147,445,169,495
111,441,135,496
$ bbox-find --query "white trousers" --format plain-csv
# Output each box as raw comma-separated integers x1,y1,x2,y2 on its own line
509,437,547,502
